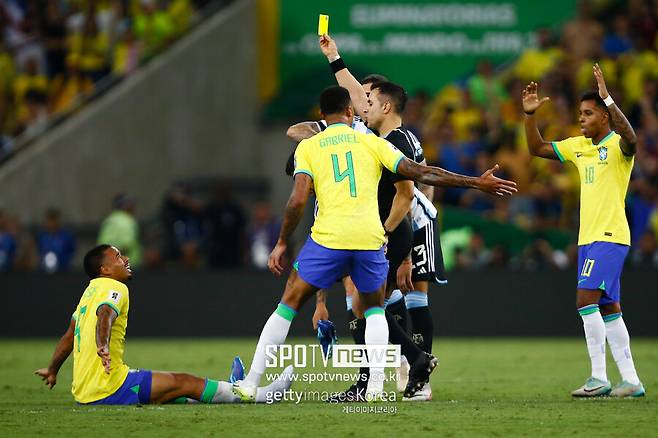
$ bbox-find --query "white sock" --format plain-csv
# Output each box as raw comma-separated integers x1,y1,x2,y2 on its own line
605,314,640,385
364,307,388,394
578,304,607,381
244,304,296,387
255,365,295,403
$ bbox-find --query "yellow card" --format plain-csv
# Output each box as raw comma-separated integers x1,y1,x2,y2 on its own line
318,14,329,36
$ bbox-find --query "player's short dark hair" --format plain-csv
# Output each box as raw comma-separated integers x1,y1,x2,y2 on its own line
319,86,351,115
370,81,408,114
361,74,388,85
84,244,112,279
581,91,610,117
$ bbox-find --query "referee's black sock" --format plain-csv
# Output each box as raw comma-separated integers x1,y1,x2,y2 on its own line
386,292,409,333
406,292,434,353
348,315,369,388
385,310,422,364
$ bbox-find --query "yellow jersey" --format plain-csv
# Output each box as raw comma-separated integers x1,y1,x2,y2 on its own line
552,131,633,246
294,122,405,250
71,277,130,403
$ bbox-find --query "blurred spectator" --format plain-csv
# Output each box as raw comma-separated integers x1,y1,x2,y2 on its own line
453,233,491,270
603,16,633,57
467,59,507,107
8,214,38,271
630,231,658,267
112,28,142,76
98,193,142,267
246,201,280,269
162,182,204,268
519,239,568,271
0,210,17,271
561,0,604,62
49,62,95,115
205,183,245,268
133,0,175,60
42,1,68,79
66,13,110,82
37,208,76,273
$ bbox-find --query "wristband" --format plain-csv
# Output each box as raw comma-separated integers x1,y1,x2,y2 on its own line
330,57,346,74
603,95,614,107
524,110,535,115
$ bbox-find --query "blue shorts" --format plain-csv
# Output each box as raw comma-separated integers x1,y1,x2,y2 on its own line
577,242,629,306
88,369,152,405
294,237,388,292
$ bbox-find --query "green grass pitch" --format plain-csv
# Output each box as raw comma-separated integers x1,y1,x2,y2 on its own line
1,338,657,437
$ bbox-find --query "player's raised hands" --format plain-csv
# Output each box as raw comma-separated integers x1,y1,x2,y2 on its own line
35,368,57,389
592,63,610,100
521,82,550,114
476,164,518,196
319,34,339,60
97,346,111,374
268,241,288,276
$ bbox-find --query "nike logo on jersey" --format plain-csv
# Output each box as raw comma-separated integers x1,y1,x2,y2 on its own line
576,153,583,157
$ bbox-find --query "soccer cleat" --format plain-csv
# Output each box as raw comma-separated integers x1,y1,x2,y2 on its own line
403,353,438,399
327,384,367,403
232,380,257,402
402,382,432,402
571,377,612,397
610,381,645,398
395,355,410,392
228,356,245,384
317,320,338,359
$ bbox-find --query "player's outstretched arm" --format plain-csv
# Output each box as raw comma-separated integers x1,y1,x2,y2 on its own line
268,173,313,276
522,82,558,160
593,63,637,155
319,34,369,117
397,159,517,196
417,159,435,202
287,121,321,143
96,305,118,374
35,318,76,389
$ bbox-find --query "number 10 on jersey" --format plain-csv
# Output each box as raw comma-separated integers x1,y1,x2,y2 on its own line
332,152,357,197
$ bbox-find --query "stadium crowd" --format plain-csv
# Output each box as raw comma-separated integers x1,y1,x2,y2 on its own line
406,0,658,262
2,0,658,273
0,0,213,159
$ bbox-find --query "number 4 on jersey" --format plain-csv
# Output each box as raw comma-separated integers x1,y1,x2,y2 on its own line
332,152,357,197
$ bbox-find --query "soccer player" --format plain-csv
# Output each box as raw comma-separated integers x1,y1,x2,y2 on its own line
318,33,447,399
35,244,293,405
233,86,516,402
522,64,644,397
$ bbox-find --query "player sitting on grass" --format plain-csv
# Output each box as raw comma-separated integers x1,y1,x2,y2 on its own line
35,244,293,405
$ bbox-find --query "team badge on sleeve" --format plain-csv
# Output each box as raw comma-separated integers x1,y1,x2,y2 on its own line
108,290,121,304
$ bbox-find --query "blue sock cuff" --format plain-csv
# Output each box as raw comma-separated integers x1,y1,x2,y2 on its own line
603,312,622,323
345,295,353,311
388,289,404,305
578,304,599,316
405,291,428,309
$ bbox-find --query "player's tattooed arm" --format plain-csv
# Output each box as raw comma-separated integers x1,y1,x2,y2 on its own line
34,318,76,389
96,305,118,374
397,159,517,196
312,291,329,330
287,121,321,143
319,34,369,117
521,82,559,160
269,173,313,276
593,63,637,155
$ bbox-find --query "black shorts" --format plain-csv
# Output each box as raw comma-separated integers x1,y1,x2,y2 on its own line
411,219,447,283
386,219,413,286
